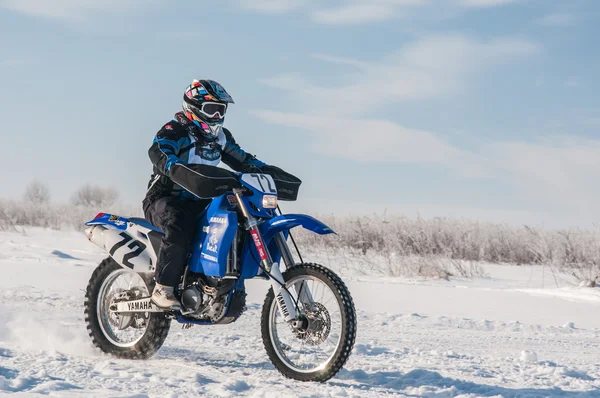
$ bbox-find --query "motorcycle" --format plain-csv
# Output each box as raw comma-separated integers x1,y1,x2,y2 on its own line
83,166,356,382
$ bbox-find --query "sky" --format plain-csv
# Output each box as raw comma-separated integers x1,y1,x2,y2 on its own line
0,0,599,228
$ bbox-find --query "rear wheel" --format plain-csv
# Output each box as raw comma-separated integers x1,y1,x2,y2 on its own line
84,257,170,359
261,263,357,382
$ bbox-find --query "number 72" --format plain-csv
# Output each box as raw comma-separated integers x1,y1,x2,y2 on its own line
109,232,147,269
250,173,277,194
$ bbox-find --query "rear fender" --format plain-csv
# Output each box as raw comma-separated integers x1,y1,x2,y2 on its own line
85,213,128,231
85,214,156,273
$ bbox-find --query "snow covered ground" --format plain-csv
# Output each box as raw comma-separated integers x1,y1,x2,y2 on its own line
1,228,599,397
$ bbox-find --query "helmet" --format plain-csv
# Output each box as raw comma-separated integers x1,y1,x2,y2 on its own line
182,79,234,137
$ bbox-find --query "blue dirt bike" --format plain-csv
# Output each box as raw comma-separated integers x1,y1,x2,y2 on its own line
83,167,356,382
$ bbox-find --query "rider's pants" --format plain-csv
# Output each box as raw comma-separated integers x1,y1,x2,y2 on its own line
143,196,209,286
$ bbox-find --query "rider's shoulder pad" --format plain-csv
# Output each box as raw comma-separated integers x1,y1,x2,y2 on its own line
156,120,186,139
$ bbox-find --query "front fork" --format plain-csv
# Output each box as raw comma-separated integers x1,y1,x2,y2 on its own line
274,232,315,305
234,189,304,322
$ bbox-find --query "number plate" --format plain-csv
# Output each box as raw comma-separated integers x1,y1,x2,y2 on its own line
109,232,148,269
241,173,277,194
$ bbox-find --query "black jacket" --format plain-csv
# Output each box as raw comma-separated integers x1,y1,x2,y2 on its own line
146,112,265,201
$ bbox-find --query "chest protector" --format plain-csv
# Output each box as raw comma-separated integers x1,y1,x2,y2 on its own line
185,132,227,166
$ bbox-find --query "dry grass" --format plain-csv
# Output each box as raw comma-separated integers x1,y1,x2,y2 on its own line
294,214,600,281
0,199,141,231
2,199,599,281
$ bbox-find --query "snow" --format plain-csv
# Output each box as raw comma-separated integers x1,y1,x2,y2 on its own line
519,350,538,364
1,228,600,397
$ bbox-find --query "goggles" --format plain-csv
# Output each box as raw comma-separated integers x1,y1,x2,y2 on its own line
198,102,227,120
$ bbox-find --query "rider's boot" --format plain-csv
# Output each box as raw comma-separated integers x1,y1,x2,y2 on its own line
151,283,181,310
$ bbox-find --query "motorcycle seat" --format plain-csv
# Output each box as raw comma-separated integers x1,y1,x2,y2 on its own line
127,217,164,256
128,217,163,234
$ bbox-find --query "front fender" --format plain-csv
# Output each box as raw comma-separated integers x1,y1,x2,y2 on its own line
260,214,335,242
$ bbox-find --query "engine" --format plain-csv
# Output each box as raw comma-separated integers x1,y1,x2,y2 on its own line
179,275,239,323
180,285,203,312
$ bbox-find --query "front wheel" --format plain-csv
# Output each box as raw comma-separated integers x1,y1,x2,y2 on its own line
261,263,357,382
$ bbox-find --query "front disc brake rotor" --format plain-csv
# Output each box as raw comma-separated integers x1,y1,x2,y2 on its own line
296,302,331,346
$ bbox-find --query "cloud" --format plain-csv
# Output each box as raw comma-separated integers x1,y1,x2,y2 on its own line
238,0,305,14
257,34,538,172
536,13,576,27
255,109,600,218
253,109,486,177
0,0,150,19
458,0,522,7
238,0,527,24
310,53,370,69
261,35,539,114
254,110,459,163
310,0,432,24
489,137,600,210
249,32,600,218
311,3,394,24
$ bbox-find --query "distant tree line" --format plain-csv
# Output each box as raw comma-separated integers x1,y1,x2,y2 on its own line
0,180,139,231
22,180,120,208
2,180,600,284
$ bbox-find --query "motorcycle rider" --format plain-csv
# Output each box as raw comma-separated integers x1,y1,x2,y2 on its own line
143,79,266,309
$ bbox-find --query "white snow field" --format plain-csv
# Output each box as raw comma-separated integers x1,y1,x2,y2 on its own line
1,228,600,397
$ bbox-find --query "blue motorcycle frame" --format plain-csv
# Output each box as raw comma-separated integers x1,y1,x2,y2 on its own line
84,173,335,326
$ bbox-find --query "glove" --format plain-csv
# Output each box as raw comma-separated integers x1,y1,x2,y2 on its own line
165,158,183,178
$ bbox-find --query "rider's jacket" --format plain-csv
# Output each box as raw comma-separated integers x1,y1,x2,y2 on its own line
146,112,265,201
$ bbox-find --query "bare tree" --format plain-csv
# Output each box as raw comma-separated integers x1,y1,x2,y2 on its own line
23,180,51,205
71,185,119,208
